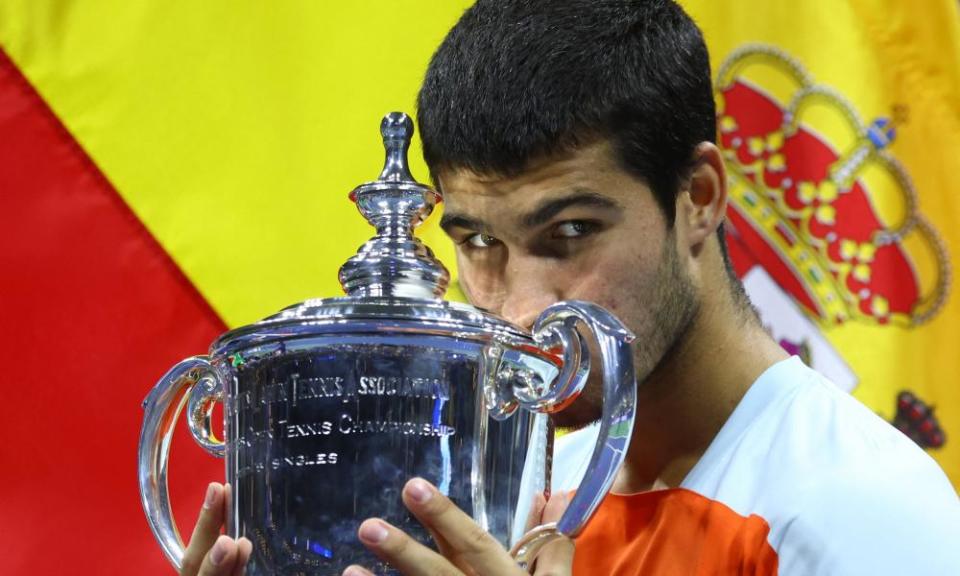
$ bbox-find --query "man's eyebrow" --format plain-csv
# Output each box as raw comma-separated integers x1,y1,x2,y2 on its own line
521,190,622,228
439,190,622,233
439,213,489,233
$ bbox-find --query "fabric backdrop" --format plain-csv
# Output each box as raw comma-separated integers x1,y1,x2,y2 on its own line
1,1,957,574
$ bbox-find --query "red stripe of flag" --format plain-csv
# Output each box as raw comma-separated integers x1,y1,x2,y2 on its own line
0,48,226,574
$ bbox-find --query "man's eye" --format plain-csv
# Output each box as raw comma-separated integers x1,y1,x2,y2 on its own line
464,233,500,248
552,221,596,239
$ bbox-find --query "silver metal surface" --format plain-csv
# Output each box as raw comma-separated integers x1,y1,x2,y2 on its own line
188,370,226,457
534,301,636,539
339,112,449,299
509,522,566,568
137,112,638,575
139,357,226,571
211,298,533,360
490,300,637,557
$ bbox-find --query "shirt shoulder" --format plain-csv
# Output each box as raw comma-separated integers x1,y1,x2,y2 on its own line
685,357,960,575
573,488,778,576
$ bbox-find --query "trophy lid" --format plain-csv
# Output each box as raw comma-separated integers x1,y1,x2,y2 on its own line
339,112,449,299
211,112,531,357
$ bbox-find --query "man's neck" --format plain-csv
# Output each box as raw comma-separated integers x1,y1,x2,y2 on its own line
612,296,789,494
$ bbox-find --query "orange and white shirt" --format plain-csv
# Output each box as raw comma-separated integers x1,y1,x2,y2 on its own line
553,356,960,575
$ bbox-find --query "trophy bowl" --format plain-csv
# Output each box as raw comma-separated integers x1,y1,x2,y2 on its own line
138,113,636,575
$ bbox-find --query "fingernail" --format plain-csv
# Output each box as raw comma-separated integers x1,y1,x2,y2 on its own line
407,479,433,503
203,483,219,510
210,536,229,566
358,520,389,544
343,566,374,576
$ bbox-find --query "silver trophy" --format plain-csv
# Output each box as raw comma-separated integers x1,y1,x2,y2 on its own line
138,112,636,575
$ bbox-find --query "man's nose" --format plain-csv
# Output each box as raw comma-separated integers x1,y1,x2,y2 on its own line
498,259,564,330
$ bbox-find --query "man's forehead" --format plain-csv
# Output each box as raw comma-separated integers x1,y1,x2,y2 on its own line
435,140,623,200
438,177,617,226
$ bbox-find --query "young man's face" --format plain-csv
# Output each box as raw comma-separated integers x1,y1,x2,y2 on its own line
438,140,700,427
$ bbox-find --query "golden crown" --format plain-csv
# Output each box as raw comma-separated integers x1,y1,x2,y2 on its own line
714,44,950,327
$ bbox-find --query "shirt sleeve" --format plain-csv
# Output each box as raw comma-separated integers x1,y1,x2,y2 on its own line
775,457,960,576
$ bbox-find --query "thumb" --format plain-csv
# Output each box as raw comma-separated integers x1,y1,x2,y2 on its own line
533,491,575,576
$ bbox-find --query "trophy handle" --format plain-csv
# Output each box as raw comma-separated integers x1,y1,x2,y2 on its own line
138,356,226,570
508,300,636,565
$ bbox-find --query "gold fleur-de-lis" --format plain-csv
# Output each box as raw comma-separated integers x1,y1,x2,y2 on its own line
815,204,836,225
720,115,738,133
870,295,890,318
766,131,785,152
839,240,877,282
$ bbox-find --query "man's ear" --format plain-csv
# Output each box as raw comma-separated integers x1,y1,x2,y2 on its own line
677,142,728,253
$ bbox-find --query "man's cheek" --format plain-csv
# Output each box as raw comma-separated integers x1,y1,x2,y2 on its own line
456,272,501,312
562,265,619,309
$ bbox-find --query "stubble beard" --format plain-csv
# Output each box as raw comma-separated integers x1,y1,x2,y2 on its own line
551,236,700,429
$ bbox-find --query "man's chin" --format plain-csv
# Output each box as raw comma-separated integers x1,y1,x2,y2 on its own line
550,403,602,431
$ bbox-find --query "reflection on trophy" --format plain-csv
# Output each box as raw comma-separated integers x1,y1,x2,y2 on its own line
138,112,637,575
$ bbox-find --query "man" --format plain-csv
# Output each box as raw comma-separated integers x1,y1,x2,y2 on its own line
182,1,960,575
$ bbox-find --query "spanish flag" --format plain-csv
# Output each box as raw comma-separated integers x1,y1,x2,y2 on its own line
682,0,960,481
0,2,957,574
0,3,470,574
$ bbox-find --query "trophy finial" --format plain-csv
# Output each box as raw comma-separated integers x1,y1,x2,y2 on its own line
378,112,415,183
339,112,450,299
